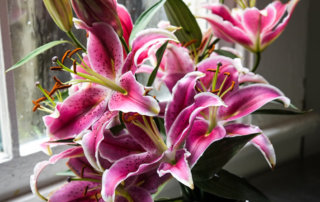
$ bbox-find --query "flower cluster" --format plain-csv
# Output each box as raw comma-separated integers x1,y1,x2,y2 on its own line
27,0,298,201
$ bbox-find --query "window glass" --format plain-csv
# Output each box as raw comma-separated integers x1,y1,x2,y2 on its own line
8,1,74,148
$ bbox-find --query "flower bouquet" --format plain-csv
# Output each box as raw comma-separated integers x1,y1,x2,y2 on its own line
8,0,300,201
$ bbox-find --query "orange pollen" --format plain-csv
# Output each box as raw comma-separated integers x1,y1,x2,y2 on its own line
211,89,220,93
206,68,220,73
230,81,235,91
73,60,77,74
36,97,46,103
68,48,82,58
50,66,63,71
208,44,216,54
224,72,231,77
61,50,71,64
32,100,41,112
86,32,89,38
122,113,140,123
53,76,63,85
183,39,197,48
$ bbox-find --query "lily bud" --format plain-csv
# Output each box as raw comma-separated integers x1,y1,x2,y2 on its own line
43,0,74,32
71,0,123,36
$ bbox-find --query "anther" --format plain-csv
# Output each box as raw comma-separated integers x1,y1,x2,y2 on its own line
83,185,89,197
206,68,220,73
195,86,202,93
80,166,86,178
50,66,63,71
95,193,99,202
61,50,71,64
224,72,231,77
86,32,89,38
184,39,197,48
211,89,220,93
36,97,46,103
73,60,77,74
208,44,216,54
67,177,72,182
32,100,41,112
230,81,235,91
68,48,82,58
53,76,63,85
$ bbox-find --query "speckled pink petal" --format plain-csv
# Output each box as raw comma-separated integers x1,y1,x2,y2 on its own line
205,4,243,27
101,152,163,202
67,157,102,180
109,71,160,116
43,85,108,140
48,181,101,202
165,72,204,133
203,15,253,50
242,7,261,39
186,120,226,167
225,123,276,168
30,147,83,200
99,130,145,162
76,21,123,79
218,84,290,122
161,45,194,91
127,186,153,202
158,149,194,189
167,92,225,149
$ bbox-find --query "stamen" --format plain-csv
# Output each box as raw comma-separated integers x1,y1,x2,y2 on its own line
211,62,223,92
220,81,236,98
195,86,203,93
73,60,77,74
206,68,220,73
86,32,89,38
53,76,63,85
211,89,220,93
83,185,89,197
36,97,46,103
80,166,86,178
208,44,216,54
32,100,41,112
183,39,197,48
95,193,99,202
68,48,82,58
224,72,231,77
61,50,71,64
52,56,58,64
50,66,63,71
122,113,140,123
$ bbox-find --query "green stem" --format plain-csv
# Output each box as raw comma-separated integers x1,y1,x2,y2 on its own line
219,0,225,3
67,31,87,52
120,36,130,54
252,51,261,72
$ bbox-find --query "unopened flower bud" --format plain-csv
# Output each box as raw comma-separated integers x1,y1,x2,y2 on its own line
43,0,74,32
71,0,123,35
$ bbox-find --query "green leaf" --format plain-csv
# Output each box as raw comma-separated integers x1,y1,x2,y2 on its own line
192,133,259,181
196,169,269,202
129,0,166,45
164,0,202,49
56,170,77,177
147,41,169,86
6,40,71,72
253,108,310,115
214,49,239,59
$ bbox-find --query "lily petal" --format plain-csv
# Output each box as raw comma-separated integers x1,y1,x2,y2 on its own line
186,121,226,167
127,186,153,202
76,21,123,79
117,4,133,44
44,86,108,140
225,123,276,168
101,152,163,202
165,72,204,133
158,149,194,189
49,181,101,202
168,92,225,148
30,147,83,200
109,71,160,116
218,84,290,122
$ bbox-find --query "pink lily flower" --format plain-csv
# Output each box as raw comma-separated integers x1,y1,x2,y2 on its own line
71,0,133,43
99,81,225,201
43,22,164,140
165,55,290,169
203,0,299,52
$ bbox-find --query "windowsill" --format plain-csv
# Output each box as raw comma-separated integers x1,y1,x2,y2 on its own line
7,112,320,201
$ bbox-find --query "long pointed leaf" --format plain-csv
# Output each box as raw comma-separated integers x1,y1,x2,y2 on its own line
147,41,169,86
164,0,202,49
129,0,166,45
6,40,71,72
196,169,269,202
